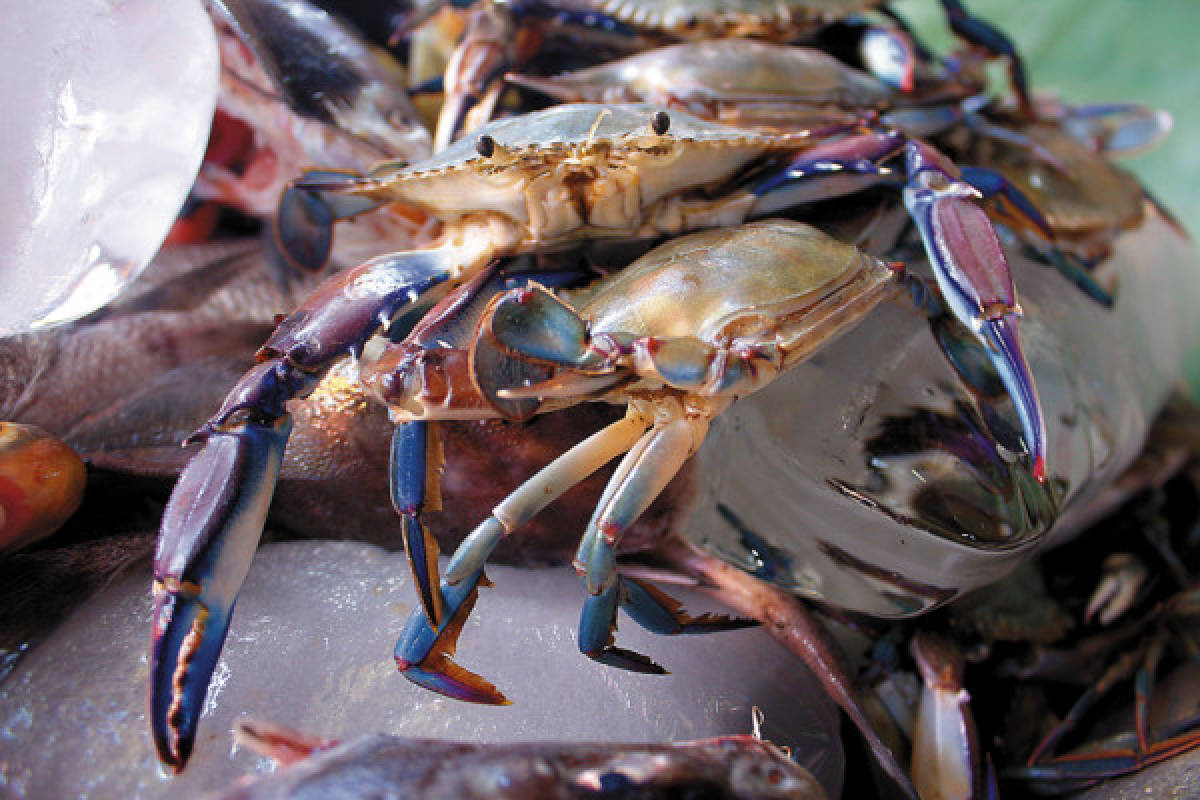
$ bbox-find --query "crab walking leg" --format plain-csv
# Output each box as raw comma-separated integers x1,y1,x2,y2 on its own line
658,535,917,800
434,0,513,152
903,140,1048,483
575,415,703,596
393,564,509,705
396,413,647,701
909,631,985,800
1006,626,1200,790
576,412,758,671
1012,732,1200,789
390,421,443,627
149,231,505,772
443,414,648,586
577,573,756,674
938,0,1032,118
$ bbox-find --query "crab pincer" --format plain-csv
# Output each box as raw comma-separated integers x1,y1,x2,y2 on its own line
150,366,303,771
903,140,1048,483
149,245,481,770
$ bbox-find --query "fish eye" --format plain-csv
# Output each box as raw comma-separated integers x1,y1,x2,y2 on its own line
476,135,496,158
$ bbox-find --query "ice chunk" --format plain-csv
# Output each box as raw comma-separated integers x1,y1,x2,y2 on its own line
0,0,217,332
0,540,842,798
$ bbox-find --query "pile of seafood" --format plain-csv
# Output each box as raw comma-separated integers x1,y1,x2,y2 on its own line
2,0,1200,797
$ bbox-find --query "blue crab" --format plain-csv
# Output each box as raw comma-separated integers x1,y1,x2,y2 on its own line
148,100,1048,781
388,218,902,688
368,217,930,793
503,37,980,131
419,0,1032,147
222,718,829,799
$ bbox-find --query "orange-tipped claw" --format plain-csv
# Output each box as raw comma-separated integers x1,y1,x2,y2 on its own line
394,568,509,705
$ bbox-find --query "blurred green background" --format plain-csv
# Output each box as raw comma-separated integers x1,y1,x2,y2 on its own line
894,0,1200,388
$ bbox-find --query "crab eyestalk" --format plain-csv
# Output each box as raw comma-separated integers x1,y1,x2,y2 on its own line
903,140,1048,484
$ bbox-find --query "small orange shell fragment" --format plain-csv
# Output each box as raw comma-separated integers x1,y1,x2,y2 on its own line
0,422,87,552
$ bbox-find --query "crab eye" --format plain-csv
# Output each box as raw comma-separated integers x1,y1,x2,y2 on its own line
651,111,671,136
476,135,496,158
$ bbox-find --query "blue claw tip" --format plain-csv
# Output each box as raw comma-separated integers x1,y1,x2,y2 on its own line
148,590,233,772
982,316,1047,483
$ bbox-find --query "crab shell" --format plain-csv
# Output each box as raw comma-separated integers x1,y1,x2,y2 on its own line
964,121,1147,263
506,39,894,113
559,217,895,378
679,200,1199,617
589,0,880,39
352,104,797,241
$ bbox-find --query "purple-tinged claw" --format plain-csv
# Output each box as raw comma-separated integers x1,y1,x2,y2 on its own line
149,415,291,771
904,140,1047,483
394,568,509,705
191,360,315,443
981,315,1047,483
750,129,906,215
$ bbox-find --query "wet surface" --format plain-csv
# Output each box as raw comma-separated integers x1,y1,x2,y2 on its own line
0,540,842,798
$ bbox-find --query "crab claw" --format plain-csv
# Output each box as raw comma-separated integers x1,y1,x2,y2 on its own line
487,284,614,371
859,25,916,93
394,567,509,706
904,140,1047,483
274,169,384,273
979,314,1047,483
149,416,290,772
1057,102,1173,157
1085,553,1149,625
